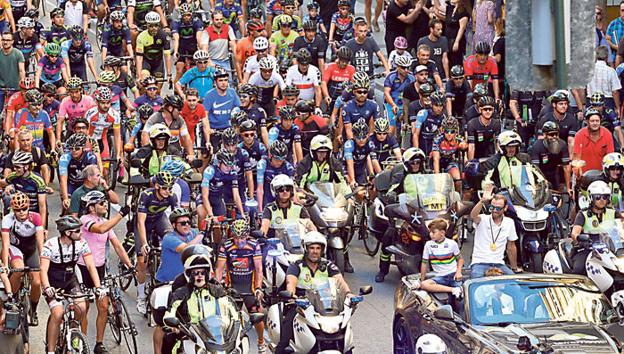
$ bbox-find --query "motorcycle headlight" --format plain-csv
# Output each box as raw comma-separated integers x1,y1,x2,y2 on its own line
315,314,342,334
321,207,349,222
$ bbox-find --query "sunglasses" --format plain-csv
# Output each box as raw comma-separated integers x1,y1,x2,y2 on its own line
69,229,81,235
272,156,285,161
592,194,610,201
197,60,209,64
256,48,267,53
242,133,255,138
339,6,349,10
97,200,108,206
13,208,28,213
444,129,458,134
546,132,559,137
29,102,43,106
481,107,494,112
74,125,87,130
376,132,388,136
239,94,250,99
13,165,26,169
192,269,207,276
146,87,158,91
276,186,293,193
409,159,421,165
489,205,504,212
71,146,84,151
147,24,160,28
177,220,191,226
354,90,368,95
159,186,173,192
48,55,57,58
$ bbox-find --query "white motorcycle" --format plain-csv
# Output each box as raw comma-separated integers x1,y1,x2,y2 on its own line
263,219,306,292
265,279,373,353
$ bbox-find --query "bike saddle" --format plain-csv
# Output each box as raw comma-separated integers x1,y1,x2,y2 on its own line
128,175,149,185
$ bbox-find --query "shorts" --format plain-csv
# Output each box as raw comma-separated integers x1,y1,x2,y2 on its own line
354,165,368,185
69,64,87,81
42,78,66,89
431,273,462,288
134,213,173,256
384,103,404,128
77,263,106,289
152,306,165,326
442,162,460,174
46,281,82,309
141,59,165,79
176,49,195,65
242,294,261,312
0,20,6,33
8,245,40,268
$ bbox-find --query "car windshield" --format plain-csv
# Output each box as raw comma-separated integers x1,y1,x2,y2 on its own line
468,278,619,326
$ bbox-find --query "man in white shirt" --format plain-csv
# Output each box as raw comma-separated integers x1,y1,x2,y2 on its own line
285,48,322,108
588,45,622,115
469,192,520,278
64,0,89,30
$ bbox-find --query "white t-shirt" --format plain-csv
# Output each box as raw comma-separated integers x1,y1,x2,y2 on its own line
285,64,321,101
64,0,86,28
422,238,460,276
471,214,517,265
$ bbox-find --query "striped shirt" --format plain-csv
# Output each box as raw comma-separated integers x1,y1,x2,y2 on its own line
422,238,460,276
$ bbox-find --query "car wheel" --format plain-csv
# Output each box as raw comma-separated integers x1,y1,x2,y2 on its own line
393,317,416,354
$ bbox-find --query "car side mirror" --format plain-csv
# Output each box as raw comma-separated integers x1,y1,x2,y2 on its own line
359,286,373,296
433,304,455,321
163,317,180,328
250,313,265,324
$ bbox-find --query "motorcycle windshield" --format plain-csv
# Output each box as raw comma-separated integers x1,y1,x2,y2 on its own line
309,182,348,209
511,165,549,209
403,174,453,212
198,316,226,346
592,228,624,253
306,279,346,316
273,219,304,254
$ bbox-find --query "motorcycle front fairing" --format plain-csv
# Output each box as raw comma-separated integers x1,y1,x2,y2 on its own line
183,315,242,353
308,182,354,229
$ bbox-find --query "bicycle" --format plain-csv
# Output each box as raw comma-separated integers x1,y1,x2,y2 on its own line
349,183,380,257
102,269,138,354
143,233,162,323
47,291,94,354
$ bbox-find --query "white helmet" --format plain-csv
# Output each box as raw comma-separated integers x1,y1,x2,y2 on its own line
310,134,332,154
302,231,327,254
145,11,161,24
587,180,611,196
270,174,295,197
258,56,275,70
497,130,522,147
253,36,269,51
395,55,412,68
193,50,210,61
415,334,447,354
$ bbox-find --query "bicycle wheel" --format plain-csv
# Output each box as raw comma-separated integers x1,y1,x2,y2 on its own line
64,328,90,354
363,229,380,257
117,298,139,354
118,261,135,292
107,298,122,344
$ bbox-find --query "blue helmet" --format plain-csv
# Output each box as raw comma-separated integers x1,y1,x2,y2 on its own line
162,158,189,178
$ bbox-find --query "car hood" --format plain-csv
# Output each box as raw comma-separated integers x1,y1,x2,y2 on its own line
477,321,620,353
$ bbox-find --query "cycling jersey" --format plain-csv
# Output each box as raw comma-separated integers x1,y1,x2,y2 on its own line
136,29,171,62
213,148,251,191
218,238,261,291
203,24,235,61
137,187,178,222
293,34,328,66
239,140,267,177
330,13,353,39
322,62,355,100
84,106,120,158
43,99,60,124
178,65,215,99
295,115,329,153
77,213,115,267
215,3,243,33
6,91,26,115
13,31,41,61
133,94,164,111
534,112,580,140
59,95,96,131
269,30,298,62
58,151,98,193
1,211,43,256
107,84,127,112
61,39,94,66
388,50,413,70
101,27,132,57
431,134,464,171
248,70,286,105
5,172,46,212
12,108,52,150
463,54,499,86
43,25,70,45
114,71,137,96
341,99,380,125
127,0,162,26
267,0,283,16
203,87,241,130
172,19,203,54
201,165,239,215
384,71,415,106
5,148,49,177
180,102,206,143
243,54,278,75
466,116,501,159
143,112,190,149
271,14,302,31
368,134,399,163
268,124,301,161
41,237,91,290
285,65,321,101
343,138,377,184
242,103,268,128
445,79,472,117
38,56,66,84
412,108,446,156
256,157,295,207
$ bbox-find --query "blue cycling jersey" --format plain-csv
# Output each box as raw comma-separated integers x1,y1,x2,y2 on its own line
256,157,295,207
341,99,380,125
368,134,399,163
412,108,446,156
5,172,46,212
58,151,98,192
179,66,215,99
383,71,415,106
101,27,132,57
201,165,239,202
243,104,268,128
137,187,178,221
268,124,301,162
344,139,378,167
61,39,94,66
133,94,164,111
212,148,252,188
240,140,267,176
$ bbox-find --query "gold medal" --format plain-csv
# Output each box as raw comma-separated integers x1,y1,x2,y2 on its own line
490,243,497,251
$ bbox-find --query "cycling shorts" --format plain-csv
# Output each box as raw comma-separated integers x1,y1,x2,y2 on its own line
77,264,106,289
8,245,40,268
45,283,82,310
141,59,165,79
134,214,172,256
383,103,403,128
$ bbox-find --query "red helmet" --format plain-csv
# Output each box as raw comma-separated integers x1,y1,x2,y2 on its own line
19,77,36,90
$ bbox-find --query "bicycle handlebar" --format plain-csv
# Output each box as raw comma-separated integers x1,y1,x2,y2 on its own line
9,267,40,274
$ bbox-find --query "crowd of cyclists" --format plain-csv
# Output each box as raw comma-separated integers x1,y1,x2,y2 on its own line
0,0,621,352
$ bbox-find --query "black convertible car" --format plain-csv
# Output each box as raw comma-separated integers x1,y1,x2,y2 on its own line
393,273,624,353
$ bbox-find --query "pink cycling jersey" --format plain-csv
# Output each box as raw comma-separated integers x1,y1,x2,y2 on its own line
77,214,114,267
58,95,96,129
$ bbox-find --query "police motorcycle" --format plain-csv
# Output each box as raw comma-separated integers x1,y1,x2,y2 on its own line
266,278,373,354
263,219,306,292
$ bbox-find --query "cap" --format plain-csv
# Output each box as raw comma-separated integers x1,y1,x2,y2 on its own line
415,65,428,73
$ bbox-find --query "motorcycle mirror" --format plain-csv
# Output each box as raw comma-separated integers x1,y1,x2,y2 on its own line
130,159,142,168
279,290,293,299
516,336,531,352
163,317,180,327
577,234,591,243
250,313,265,324
433,304,454,321
359,286,373,296
192,159,203,168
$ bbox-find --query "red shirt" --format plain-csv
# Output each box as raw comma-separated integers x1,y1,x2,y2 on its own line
573,126,614,172
463,54,499,88
181,103,207,143
322,62,355,84
7,91,26,115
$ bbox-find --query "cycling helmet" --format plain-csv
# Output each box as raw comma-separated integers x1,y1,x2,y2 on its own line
239,119,257,133
295,100,314,113
307,2,319,9
163,94,184,110
246,20,264,32
66,76,83,90
279,106,296,120
56,215,82,234
183,254,212,282
395,56,412,68
180,244,212,265
588,180,611,197
374,117,390,133
296,48,312,65
589,91,606,106
337,0,350,7
94,86,113,102
550,89,570,103
302,231,326,255
441,116,459,132
230,109,249,127
310,134,332,154
278,14,293,26
81,190,107,209
542,121,559,135
352,121,369,140
66,133,88,149
50,7,64,18
603,152,624,174
68,25,84,39
10,192,30,211
239,83,258,97
137,104,154,119
402,147,426,166
269,140,288,160
110,10,124,22
249,8,264,20
585,107,602,120
282,85,300,97
19,77,35,90
352,71,370,90
214,65,229,78
145,11,161,24
270,174,295,196
253,36,269,51
41,83,57,95
418,83,434,96
17,16,35,29
25,89,43,104
103,56,122,68
179,2,193,14
11,151,33,165
472,83,488,99
302,20,316,31
430,91,445,106
149,123,172,140
155,171,176,187
169,207,191,224
230,219,250,238
44,42,61,56
394,36,408,50
478,95,496,108
279,59,291,75
258,56,275,70
222,127,239,146
142,75,158,87
474,41,491,55
24,9,39,19
415,334,447,354
336,47,353,61
497,130,521,147
216,149,236,166
450,65,464,78
281,0,295,6
193,50,210,61
162,158,189,178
